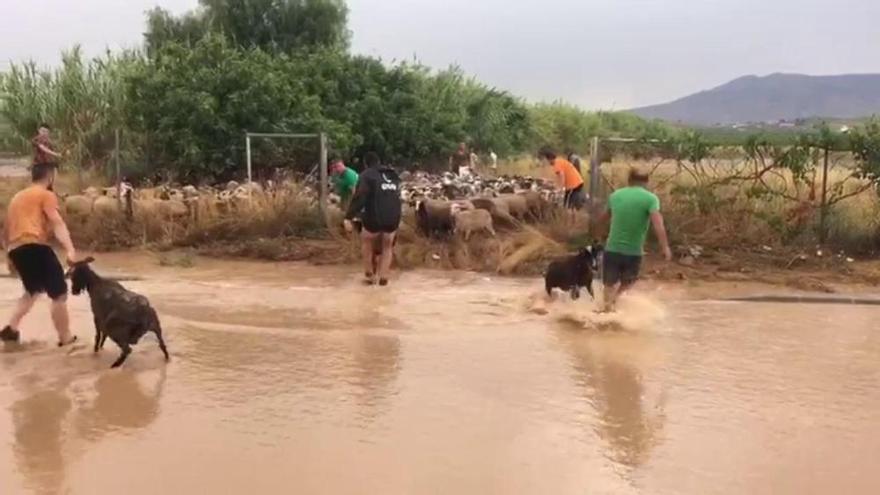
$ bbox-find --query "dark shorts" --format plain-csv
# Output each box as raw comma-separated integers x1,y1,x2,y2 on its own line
563,184,585,210
8,244,68,300
602,251,642,286
362,218,399,235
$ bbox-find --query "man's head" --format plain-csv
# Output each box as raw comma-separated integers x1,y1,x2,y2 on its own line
329,158,345,175
32,162,58,187
538,147,557,165
628,168,650,186
364,152,381,169
458,142,467,153
38,123,50,138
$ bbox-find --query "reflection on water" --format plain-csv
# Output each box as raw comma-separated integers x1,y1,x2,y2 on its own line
75,369,166,442
0,254,878,495
557,330,665,473
12,378,72,495
351,333,401,418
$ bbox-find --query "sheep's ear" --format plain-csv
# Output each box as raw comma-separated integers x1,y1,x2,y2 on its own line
84,256,96,264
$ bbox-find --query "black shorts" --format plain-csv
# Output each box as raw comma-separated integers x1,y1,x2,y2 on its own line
8,244,68,300
362,219,399,235
563,184,585,210
602,251,642,286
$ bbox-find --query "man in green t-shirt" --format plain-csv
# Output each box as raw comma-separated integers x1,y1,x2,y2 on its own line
599,169,672,312
330,158,359,206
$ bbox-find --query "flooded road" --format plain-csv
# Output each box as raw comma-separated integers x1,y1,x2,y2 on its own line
1,254,878,494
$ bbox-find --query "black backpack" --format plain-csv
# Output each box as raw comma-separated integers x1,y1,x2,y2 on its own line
368,167,402,225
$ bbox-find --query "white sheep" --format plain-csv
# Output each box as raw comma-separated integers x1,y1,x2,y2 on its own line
158,199,188,219
93,196,122,217
63,195,94,217
451,203,496,241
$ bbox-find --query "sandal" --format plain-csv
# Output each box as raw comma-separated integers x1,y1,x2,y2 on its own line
58,335,78,348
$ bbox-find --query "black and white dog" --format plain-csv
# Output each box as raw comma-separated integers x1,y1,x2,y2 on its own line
544,243,603,300
68,257,170,368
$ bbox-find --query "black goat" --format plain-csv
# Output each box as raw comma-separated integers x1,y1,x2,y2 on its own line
544,243,603,300
68,257,170,368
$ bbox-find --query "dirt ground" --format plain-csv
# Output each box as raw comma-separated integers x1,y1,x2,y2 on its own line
186,238,879,294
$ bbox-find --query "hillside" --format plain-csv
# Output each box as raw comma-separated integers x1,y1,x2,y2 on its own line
630,73,880,126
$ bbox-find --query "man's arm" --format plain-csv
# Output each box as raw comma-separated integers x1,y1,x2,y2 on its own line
344,175,370,221
650,211,672,261
43,195,76,262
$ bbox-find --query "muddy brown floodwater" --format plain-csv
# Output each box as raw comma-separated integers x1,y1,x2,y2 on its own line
1,253,879,495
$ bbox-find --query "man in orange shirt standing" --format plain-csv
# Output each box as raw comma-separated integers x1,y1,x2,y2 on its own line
540,147,585,223
1,162,78,347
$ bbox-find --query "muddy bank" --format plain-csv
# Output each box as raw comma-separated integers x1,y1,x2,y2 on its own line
185,234,880,293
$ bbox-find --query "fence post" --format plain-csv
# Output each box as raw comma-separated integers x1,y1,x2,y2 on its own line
245,133,253,204
819,146,830,244
319,132,328,220
588,136,601,234
114,128,121,206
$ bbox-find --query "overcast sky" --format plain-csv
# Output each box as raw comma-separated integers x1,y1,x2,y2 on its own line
2,0,878,109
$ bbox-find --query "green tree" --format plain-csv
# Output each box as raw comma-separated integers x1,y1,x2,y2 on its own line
145,0,348,55
126,36,350,180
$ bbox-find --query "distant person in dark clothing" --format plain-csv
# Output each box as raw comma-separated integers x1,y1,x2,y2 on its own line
567,151,583,176
344,152,402,286
32,124,62,167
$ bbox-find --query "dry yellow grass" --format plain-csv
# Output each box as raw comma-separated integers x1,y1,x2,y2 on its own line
1,152,876,275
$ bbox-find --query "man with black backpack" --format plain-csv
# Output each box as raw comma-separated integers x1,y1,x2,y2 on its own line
343,152,402,286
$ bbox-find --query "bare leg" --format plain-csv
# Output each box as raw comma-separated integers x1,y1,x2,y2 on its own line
618,280,638,298
602,284,619,313
8,293,37,331
377,232,396,283
604,280,637,312
50,296,73,343
360,230,378,282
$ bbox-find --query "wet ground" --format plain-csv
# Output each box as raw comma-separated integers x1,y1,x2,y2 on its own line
1,254,878,494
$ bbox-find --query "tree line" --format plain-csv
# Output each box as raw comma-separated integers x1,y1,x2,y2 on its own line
0,0,878,186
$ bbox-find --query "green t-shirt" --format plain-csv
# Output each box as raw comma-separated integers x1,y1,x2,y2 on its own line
333,167,359,203
605,186,660,256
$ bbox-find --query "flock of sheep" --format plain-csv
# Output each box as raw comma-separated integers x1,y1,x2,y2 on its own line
59,170,566,242
60,181,278,222
396,171,563,240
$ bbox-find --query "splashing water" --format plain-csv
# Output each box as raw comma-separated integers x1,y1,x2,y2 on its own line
528,287,669,333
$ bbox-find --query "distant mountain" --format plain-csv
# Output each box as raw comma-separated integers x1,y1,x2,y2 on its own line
630,73,880,126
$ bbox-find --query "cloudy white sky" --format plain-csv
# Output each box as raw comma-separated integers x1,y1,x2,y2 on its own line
2,0,878,109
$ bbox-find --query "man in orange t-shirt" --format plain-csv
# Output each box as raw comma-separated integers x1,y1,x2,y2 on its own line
1,163,78,347
540,147,585,217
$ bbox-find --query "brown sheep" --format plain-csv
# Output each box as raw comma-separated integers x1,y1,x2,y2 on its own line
416,199,473,237
451,203,496,241
496,194,529,220
519,190,551,220
470,197,517,228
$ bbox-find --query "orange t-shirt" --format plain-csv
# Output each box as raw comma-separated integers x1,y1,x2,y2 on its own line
553,158,584,190
5,185,59,250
